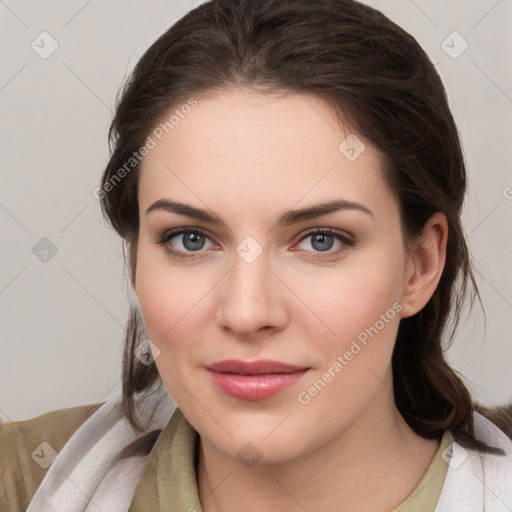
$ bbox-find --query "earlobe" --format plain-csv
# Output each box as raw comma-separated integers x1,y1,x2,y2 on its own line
400,212,448,319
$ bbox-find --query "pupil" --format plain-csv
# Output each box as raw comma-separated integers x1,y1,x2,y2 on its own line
312,234,333,252
184,232,205,250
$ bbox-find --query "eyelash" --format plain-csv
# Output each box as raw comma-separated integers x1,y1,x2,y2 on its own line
155,227,355,260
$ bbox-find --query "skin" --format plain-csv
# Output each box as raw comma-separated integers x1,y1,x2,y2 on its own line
135,87,448,511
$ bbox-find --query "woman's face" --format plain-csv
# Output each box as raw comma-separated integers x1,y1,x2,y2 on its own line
135,87,418,463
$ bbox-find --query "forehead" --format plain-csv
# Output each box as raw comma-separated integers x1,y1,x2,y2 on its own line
138,88,396,225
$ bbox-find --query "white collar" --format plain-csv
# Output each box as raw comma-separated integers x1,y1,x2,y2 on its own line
434,411,512,511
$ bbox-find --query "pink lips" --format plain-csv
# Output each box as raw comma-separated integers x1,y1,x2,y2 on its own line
206,359,309,400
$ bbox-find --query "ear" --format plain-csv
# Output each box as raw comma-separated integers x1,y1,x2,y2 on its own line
400,212,448,319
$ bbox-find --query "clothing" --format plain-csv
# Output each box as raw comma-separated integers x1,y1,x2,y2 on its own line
129,407,451,512
2,384,511,511
1,402,104,512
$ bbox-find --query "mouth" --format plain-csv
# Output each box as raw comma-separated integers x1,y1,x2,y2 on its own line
206,359,310,400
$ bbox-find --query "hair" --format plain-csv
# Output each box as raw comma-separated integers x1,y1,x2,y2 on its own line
98,0,510,451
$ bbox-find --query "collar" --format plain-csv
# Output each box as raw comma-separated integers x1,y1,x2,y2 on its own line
434,411,512,511
26,385,512,512
26,384,177,512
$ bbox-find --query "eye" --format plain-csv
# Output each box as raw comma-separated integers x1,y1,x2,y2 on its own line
293,228,354,258
156,227,355,260
156,228,217,259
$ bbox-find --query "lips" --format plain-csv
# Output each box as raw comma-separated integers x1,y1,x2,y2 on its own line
207,359,309,375
206,359,310,400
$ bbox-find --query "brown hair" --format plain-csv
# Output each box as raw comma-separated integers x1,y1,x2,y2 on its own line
98,0,508,450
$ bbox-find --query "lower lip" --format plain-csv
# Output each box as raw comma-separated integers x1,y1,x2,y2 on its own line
207,369,309,400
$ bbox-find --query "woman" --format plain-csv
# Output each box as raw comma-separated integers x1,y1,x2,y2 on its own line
2,0,511,510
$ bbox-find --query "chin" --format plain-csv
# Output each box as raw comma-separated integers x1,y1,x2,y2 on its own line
192,406,319,464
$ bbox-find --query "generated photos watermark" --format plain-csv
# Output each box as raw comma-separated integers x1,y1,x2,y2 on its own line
297,301,403,405
93,97,198,200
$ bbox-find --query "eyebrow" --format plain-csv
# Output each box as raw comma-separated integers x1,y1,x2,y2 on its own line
145,198,374,230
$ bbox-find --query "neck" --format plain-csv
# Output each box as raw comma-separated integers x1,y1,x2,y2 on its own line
197,385,440,512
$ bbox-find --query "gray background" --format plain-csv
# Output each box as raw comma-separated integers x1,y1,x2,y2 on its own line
1,0,511,422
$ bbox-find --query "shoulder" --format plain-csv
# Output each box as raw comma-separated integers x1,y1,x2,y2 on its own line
437,410,512,511
473,402,512,440
0,402,104,512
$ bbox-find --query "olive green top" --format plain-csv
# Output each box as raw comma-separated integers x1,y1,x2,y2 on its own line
0,403,104,511
1,404,451,511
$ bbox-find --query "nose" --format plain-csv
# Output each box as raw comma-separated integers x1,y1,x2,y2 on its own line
216,248,289,338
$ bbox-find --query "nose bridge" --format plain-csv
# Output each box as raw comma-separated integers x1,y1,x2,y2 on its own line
217,243,286,335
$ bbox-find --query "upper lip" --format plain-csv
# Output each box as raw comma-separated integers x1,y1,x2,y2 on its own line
206,359,309,375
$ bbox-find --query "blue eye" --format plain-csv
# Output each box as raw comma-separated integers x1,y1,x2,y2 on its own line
295,228,354,258
156,227,354,259
157,228,215,258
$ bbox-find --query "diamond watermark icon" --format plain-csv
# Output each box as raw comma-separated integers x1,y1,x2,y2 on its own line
441,32,468,59
237,442,262,467
338,134,366,161
236,236,263,264
441,441,469,469
31,32,59,59
31,237,58,263
135,338,160,365
31,441,58,469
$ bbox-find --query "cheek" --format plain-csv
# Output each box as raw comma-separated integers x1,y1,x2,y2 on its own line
295,273,402,417
298,261,402,344
135,245,179,334
135,256,206,402
292,252,404,400
134,245,215,360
